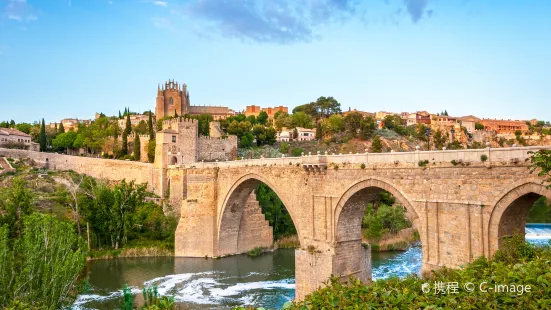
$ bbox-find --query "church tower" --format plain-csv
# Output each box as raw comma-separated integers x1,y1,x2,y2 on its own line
155,80,190,119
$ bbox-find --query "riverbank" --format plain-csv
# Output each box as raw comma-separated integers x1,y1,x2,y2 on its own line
364,227,419,251
88,246,173,260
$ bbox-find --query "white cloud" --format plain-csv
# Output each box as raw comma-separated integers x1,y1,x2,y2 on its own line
3,0,37,23
152,16,174,31
148,0,167,7
7,14,22,21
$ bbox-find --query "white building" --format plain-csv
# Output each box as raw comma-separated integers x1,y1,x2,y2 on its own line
0,128,39,151
296,127,315,141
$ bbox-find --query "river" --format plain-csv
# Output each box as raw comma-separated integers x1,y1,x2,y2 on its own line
75,225,550,310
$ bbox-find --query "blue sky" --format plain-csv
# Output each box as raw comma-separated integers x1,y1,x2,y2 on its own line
0,0,550,124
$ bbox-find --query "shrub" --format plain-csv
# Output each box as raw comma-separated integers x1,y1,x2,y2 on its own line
291,147,304,157
418,160,429,167
290,236,551,309
247,247,266,257
360,163,366,169
451,159,458,166
480,154,488,162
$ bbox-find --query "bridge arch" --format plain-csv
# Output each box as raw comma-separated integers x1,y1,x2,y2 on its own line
487,181,551,257
332,178,420,282
217,173,302,256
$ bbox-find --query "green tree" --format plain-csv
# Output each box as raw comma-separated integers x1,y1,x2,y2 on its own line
475,122,484,130
121,130,128,156
134,120,148,135
125,113,132,134
274,112,292,131
39,118,47,151
134,132,141,161
529,149,551,187
0,178,34,239
292,103,318,118
197,114,213,136
148,111,154,139
147,139,156,163
52,131,77,153
0,214,87,309
315,122,323,140
291,112,314,129
15,123,32,134
433,129,448,149
58,122,65,134
256,183,296,239
292,128,298,140
360,117,376,140
257,111,269,125
344,112,363,138
371,135,382,153
324,114,344,134
526,197,551,223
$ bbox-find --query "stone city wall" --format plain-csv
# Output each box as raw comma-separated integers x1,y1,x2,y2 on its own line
197,136,238,161
0,148,161,193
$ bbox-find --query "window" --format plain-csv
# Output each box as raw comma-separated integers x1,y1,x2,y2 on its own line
172,136,176,143
169,97,174,105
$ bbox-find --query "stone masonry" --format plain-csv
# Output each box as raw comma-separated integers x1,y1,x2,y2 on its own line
2,146,551,301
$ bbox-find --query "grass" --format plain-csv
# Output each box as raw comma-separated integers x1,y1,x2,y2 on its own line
88,246,172,260
247,247,268,257
276,235,300,249
363,228,419,252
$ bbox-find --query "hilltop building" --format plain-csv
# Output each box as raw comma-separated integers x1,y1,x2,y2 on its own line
480,119,529,134
0,128,39,151
155,80,235,120
244,105,288,120
406,112,431,126
48,118,92,132
117,114,151,128
343,108,375,118
457,115,480,133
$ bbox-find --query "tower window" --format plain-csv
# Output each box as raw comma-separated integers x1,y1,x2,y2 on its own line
172,136,176,143
169,97,174,105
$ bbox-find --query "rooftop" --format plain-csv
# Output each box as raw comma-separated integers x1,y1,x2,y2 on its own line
0,128,31,137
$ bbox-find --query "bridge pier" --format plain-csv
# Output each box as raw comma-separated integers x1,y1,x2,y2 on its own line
295,243,372,301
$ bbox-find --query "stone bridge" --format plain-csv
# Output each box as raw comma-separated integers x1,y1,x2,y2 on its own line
1,146,551,300
167,146,551,299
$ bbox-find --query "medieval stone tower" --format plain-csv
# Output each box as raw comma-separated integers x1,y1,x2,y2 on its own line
155,80,190,119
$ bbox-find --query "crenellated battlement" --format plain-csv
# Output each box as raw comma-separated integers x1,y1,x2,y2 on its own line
162,117,197,130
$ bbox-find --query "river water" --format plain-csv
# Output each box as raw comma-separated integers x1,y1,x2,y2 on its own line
75,226,550,310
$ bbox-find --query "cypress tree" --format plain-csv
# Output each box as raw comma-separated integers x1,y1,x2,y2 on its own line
58,122,65,134
121,130,128,156
125,113,131,134
119,110,122,119
133,132,141,161
148,111,154,139
315,122,323,140
39,118,47,151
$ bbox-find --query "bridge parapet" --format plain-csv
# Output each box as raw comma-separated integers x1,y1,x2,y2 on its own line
174,146,550,169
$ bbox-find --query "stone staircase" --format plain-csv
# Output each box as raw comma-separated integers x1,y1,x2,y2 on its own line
237,191,274,253
0,156,15,175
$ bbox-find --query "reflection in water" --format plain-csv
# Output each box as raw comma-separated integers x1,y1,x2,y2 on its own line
76,233,550,310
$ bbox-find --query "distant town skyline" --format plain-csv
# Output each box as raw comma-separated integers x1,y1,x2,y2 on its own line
1,0,550,123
